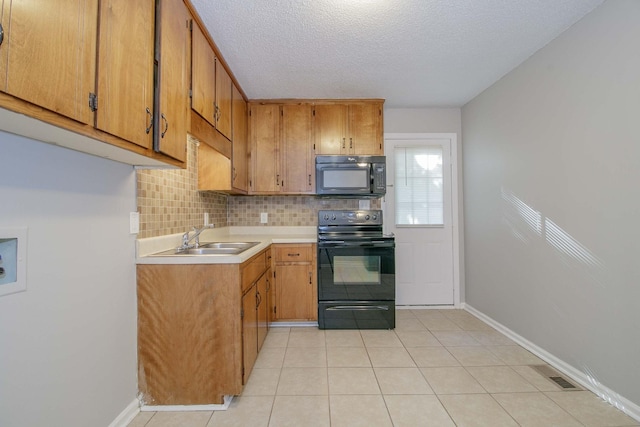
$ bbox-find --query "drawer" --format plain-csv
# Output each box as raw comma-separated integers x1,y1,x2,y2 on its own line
274,244,313,262
241,251,267,292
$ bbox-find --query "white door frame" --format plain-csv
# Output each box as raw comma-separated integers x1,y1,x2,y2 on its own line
383,133,462,307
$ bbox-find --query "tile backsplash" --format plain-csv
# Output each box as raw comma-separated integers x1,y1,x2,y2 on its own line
136,137,228,238
228,196,379,226
136,136,380,237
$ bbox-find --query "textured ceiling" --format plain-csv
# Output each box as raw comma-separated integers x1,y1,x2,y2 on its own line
190,0,605,108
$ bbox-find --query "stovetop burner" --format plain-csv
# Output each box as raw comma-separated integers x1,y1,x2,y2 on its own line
318,210,394,247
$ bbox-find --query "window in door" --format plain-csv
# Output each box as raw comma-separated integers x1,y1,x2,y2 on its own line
394,146,444,226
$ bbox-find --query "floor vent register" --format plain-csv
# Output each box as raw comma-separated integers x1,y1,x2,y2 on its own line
530,365,582,390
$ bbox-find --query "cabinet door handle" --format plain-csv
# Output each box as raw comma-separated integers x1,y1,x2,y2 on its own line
349,137,353,149
0,23,4,46
308,174,311,186
233,167,237,181
342,138,345,149
287,253,300,257
309,271,312,284
161,114,169,138
256,290,261,307
276,174,280,186
145,108,153,134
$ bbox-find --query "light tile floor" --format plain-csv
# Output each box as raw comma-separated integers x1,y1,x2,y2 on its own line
128,309,639,427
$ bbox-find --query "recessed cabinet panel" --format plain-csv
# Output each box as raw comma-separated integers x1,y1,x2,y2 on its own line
281,104,313,193
242,284,258,384
4,0,98,125
231,84,248,193
349,103,383,155
250,104,280,193
314,104,348,155
155,0,188,162
272,244,317,322
215,60,233,140
96,0,155,148
191,22,217,126
314,101,383,155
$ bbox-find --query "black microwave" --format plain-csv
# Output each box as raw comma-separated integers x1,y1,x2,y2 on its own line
316,155,386,197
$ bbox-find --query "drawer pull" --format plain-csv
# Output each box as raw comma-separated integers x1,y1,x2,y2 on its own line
287,253,300,257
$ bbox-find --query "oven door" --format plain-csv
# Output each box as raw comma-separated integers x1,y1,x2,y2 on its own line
317,244,395,301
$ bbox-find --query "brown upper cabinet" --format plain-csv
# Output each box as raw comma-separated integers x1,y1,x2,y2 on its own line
247,100,383,195
314,101,384,155
0,0,188,167
215,59,233,140
281,104,314,193
191,21,217,129
96,1,155,149
190,20,232,141
197,82,248,194
231,84,249,193
155,0,189,163
249,103,280,193
249,103,314,195
0,0,98,126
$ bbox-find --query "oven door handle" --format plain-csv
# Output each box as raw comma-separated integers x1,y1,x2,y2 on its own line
319,241,395,248
326,305,390,311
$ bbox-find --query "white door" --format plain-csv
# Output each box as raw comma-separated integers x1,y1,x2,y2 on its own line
384,136,455,305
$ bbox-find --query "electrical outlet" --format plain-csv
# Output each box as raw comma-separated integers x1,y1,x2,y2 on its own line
204,212,210,225
130,212,140,234
260,212,268,224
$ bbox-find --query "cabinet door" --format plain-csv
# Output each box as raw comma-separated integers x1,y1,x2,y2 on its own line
275,264,313,321
96,0,154,148
242,285,258,384
281,104,313,193
0,0,7,80
314,104,347,155
2,0,98,125
256,272,269,351
349,103,383,155
231,84,248,193
156,0,188,162
191,22,216,126
250,104,280,193
215,59,233,140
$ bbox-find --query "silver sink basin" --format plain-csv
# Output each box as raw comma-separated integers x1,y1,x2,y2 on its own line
152,242,260,256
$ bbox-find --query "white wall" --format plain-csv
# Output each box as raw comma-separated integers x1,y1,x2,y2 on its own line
462,0,640,410
0,132,138,426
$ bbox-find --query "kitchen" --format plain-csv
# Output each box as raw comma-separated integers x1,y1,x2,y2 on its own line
1,1,639,426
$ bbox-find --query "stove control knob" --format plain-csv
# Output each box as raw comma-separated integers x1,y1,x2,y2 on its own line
323,214,330,220
332,214,337,220
365,215,370,220
372,214,378,220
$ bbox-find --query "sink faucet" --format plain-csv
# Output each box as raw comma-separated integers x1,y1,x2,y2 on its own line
180,224,215,250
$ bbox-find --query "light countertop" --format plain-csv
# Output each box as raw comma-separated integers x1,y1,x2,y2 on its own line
136,226,317,265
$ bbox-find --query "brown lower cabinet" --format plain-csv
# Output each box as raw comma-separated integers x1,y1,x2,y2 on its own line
137,247,270,405
271,243,317,322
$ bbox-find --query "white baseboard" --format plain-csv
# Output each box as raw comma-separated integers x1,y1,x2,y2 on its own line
108,398,140,427
141,395,234,412
463,303,640,423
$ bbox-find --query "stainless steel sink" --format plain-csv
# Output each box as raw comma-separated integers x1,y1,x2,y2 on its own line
152,242,260,256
